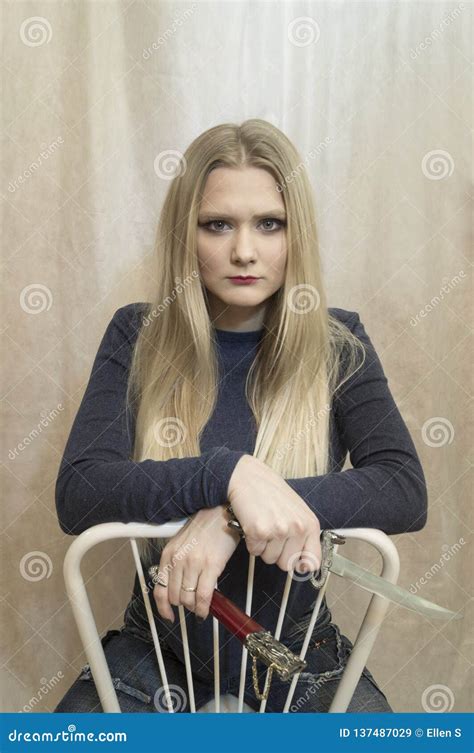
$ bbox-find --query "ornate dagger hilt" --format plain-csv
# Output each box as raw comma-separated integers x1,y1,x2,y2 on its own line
211,589,307,700
310,530,346,589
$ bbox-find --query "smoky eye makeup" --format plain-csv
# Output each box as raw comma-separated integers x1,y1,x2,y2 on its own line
197,217,287,232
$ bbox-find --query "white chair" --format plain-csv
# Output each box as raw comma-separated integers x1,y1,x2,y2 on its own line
63,522,400,713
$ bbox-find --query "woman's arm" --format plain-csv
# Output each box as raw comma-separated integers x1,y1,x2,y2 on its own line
284,312,428,535
55,304,246,535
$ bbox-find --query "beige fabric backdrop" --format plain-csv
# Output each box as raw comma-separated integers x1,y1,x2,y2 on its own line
1,0,472,713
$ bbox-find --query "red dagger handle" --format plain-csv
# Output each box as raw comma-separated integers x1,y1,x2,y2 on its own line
209,589,263,641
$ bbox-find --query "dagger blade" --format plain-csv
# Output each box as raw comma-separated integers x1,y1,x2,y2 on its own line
329,552,462,621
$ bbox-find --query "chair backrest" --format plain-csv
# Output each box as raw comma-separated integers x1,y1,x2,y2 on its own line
63,522,400,713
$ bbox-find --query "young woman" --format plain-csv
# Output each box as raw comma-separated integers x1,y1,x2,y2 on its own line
54,119,427,713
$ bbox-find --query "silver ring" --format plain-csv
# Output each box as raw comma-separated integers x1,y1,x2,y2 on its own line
148,565,168,588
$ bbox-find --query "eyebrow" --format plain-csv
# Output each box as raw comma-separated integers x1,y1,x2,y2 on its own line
198,210,287,222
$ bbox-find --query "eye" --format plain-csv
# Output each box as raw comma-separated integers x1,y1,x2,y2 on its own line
199,220,230,233
260,218,286,232
209,220,230,232
198,218,286,233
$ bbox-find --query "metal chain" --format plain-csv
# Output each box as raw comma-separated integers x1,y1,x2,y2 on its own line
251,657,276,700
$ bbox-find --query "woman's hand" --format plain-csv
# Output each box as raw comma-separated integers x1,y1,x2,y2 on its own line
153,505,241,622
227,454,322,574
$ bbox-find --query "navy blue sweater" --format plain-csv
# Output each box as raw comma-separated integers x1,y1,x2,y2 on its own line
55,302,427,680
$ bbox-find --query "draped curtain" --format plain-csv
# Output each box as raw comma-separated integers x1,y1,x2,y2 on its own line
1,0,471,712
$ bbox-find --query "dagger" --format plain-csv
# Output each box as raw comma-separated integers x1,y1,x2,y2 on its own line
314,531,462,620
146,567,307,700
225,506,462,622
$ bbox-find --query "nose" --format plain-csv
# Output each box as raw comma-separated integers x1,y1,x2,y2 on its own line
230,227,258,266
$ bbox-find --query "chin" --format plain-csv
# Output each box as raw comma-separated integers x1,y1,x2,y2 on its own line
222,293,265,305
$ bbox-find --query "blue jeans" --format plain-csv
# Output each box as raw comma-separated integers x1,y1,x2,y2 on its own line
53,614,392,713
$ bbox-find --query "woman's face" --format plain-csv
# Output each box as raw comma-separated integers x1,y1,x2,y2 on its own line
196,165,287,330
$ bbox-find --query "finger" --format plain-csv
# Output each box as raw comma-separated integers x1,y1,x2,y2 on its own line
153,567,174,622
179,566,200,611
153,583,173,622
278,537,311,573
167,561,185,610
305,530,322,571
194,566,220,619
296,531,321,572
260,537,287,565
245,536,267,557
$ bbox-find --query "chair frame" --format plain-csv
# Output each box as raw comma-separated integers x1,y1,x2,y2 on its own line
63,521,400,713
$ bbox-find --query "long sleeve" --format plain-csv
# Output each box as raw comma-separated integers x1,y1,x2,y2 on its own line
55,304,246,535
285,312,428,535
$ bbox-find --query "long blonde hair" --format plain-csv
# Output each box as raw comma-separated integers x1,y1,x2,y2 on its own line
126,119,366,563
